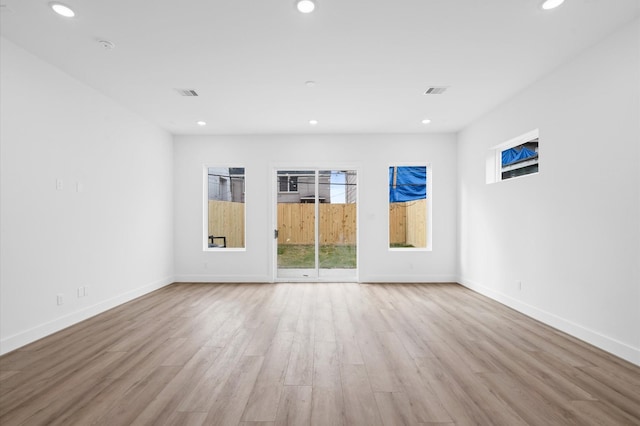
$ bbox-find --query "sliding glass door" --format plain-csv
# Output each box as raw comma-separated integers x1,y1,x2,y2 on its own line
275,169,357,281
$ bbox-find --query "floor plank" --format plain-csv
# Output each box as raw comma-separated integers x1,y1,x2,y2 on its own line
1,282,639,426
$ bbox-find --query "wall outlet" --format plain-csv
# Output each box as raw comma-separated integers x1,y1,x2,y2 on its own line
56,178,64,191
77,287,83,298
57,294,64,305
83,286,89,296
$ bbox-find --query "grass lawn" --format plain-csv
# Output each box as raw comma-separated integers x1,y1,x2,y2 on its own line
390,243,415,248
278,245,357,269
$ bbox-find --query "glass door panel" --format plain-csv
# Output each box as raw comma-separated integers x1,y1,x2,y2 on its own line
276,170,317,279
318,170,357,280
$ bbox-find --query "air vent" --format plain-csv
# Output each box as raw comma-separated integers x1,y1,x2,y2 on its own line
424,86,448,95
176,89,199,97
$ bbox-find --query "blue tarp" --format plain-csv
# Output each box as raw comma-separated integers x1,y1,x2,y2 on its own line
502,146,537,167
389,166,427,202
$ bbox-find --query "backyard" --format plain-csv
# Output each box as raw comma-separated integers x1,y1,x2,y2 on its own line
277,245,357,269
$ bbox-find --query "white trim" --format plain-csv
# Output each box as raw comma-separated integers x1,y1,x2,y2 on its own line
0,276,174,356
314,172,320,276
361,274,457,283
174,275,272,283
457,276,640,367
490,128,539,150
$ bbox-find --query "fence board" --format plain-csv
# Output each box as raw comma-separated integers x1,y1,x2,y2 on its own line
208,201,245,248
277,203,356,245
405,199,427,248
389,203,407,244
389,199,427,247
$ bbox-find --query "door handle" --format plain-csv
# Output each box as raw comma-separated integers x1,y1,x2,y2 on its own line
274,229,279,239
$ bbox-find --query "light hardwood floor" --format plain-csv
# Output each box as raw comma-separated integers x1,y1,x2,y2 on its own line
1,282,639,425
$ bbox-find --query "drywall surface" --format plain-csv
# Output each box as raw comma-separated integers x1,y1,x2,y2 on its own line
173,134,457,283
457,20,640,365
0,38,174,354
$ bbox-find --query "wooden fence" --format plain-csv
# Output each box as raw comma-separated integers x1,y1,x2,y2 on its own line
277,203,356,245
210,200,425,248
389,199,427,247
208,201,245,248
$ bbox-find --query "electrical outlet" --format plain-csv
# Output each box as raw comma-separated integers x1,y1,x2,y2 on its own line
56,178,64,191
57,294,64,305
77,287,83,298
83,286,88,296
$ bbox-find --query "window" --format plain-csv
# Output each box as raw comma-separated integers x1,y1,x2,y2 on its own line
389,165,430,250
278,175,298,192
489,129,539,183
205,166,245,250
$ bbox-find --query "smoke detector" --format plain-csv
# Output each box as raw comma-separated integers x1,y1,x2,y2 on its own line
97,40,115,50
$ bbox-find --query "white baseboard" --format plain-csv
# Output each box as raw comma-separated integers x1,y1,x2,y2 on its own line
361,274,458,283
0,276,174,356
176,274,458,284
457,276,640,367
173,274,272,283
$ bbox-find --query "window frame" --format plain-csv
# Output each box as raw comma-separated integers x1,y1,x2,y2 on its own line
388,163,433,252
489,129,539,184
203,165,247,252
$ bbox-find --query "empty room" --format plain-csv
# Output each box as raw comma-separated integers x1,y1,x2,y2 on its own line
1,0,639,425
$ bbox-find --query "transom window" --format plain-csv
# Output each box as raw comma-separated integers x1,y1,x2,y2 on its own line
488,129,539,183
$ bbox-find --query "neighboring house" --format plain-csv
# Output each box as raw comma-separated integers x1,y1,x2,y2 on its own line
344,170,357,204
208,167,245,202
277,171,331,203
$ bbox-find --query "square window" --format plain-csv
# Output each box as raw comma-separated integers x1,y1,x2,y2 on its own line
488,129,539,183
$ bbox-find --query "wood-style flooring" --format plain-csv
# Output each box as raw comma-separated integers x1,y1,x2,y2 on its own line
1,282,639,425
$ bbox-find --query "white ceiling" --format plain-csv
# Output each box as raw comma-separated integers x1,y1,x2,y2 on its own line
1,0,638,135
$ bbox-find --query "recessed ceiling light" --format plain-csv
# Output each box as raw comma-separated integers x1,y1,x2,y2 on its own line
309,119,318,125
541,0,565,10
421,119,431,124
49,2,75,17
297,0,315,13
305,80,316,87
197,121,207,126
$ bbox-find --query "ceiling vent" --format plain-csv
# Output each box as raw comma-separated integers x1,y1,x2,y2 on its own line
424,86,448,95
176,89,199,97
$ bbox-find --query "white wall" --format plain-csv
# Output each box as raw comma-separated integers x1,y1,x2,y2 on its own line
0,38,175,354
457,20,640,365
174,134,457,283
